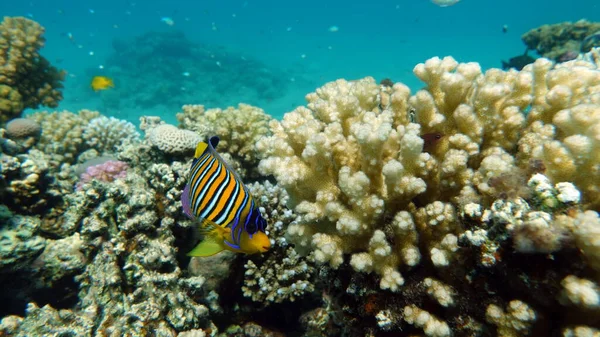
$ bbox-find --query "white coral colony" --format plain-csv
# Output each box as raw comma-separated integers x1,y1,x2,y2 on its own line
431,0,460,7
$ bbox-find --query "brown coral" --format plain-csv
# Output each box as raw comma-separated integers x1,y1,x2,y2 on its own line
0,17,65,123
5,118,41,139
522,20,600,60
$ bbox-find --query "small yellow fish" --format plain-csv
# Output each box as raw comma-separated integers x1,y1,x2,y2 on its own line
91,76,114,91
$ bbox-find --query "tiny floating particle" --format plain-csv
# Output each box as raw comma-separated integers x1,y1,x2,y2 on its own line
161,17,174,26
182,71,190,77
328,25,339,32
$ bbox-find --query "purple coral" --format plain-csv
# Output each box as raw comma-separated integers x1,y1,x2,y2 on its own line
76,160,129,191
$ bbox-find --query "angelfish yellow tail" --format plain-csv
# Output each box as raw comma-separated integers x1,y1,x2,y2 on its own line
187,235,225,257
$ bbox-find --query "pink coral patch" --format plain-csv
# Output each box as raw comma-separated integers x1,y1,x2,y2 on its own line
76,160,129,191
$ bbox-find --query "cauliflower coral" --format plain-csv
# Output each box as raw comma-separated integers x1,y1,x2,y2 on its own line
257,54,600,291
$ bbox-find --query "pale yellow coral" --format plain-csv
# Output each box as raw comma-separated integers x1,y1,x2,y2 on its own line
423,277,455,307
568,210,600,272
403,304,451,337
563,326,600,337
559,275,600,308
259,53,600,297
258,77,436,286
486,300,537,337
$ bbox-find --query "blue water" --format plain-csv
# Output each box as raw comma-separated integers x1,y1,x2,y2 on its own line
2,0,599,123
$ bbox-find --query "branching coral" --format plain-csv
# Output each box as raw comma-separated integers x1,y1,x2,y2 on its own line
240,181,316,304
243,247,315,303
258,53,600,335
82,116,140,155
0,17,65,122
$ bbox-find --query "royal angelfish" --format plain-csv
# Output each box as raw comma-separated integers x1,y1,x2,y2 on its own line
182,136,271,257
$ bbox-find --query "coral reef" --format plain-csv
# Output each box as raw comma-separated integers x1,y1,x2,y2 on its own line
257,53,600,335
522,19,600,61
28,110,101,165
0,17,65,123
2,51,600,336
177,104,273,178
1,163,210,336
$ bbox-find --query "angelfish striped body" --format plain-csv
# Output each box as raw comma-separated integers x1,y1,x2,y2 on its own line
182,136,270,256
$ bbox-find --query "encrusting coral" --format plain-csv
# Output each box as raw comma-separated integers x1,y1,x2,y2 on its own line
0,17,65,123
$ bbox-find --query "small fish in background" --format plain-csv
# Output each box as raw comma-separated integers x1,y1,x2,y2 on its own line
431,0,460,7
183,136,271,257
91,76,114,91
502,24,509,33
61,31,77,45
501,51,536,70
161,17,175,26
328,25,339,32
421,132,448,157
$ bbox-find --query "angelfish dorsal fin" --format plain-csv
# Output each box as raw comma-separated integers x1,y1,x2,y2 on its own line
194,141,209,158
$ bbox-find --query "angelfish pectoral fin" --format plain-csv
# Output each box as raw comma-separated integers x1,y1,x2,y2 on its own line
187,236,225,257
